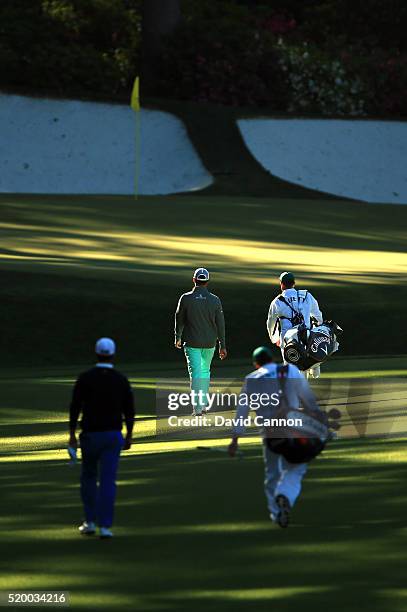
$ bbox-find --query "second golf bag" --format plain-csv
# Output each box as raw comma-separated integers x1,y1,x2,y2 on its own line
264,365,341,463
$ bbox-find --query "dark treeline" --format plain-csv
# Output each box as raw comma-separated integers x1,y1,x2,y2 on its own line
1,0,406,115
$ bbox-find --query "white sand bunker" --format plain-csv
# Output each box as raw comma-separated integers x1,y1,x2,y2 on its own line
238,119,407,204
0,94,212,195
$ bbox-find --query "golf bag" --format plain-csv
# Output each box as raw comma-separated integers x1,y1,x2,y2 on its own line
265,408,329,463
264,365,340,463
283,320,343,372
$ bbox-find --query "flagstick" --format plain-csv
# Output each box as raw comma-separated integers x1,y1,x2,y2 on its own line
130,76,141,200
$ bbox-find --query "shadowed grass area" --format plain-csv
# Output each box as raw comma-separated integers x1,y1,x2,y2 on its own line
1,132,406,610
1,362,407,610
0,194,406,366
1,356,407,454
1,437,407,611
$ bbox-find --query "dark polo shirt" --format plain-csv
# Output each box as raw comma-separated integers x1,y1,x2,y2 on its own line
69,364,135,433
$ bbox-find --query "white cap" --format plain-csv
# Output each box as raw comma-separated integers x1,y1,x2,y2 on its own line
193,267,210,281
95,337,116,356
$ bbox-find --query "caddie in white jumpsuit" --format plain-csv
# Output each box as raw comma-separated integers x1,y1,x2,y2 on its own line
228,346,321,528
267,271,323,378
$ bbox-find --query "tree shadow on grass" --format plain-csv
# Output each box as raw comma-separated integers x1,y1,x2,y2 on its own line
1,437,407,610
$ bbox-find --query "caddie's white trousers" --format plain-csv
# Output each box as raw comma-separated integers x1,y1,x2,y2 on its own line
263,443,307,517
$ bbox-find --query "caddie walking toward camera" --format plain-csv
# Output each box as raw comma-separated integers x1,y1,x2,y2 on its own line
267,272,323,378
174,268,227,415
229,346,324,528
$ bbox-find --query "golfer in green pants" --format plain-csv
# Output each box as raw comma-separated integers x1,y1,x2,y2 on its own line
175,268,227,414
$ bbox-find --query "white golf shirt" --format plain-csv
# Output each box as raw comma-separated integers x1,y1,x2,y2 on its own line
233,362,319,437
267,288,323,344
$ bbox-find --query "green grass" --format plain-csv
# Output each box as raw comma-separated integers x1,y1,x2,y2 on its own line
1,358,407,611
2,440,407,611
0,193,406,367
1,192,407,609
148,98,334,198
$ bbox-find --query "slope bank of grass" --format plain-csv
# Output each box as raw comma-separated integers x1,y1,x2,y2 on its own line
148,98,340,198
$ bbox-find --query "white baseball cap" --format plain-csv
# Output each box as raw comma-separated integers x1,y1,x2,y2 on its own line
193,267,210,281
95,337,116,356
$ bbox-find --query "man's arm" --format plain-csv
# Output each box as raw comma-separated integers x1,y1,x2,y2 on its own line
215,300,227,359
266,300,280,344
122,379,135,450
174,295,185,348
68,375,84,448
309,294,323,325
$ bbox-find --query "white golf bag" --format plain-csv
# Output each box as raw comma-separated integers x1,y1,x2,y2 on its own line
283,320,343,371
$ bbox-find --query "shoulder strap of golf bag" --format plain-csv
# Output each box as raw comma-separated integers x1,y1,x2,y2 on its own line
295,290,308,314
277,363,289,378
277,294,305,325
272,317,281,337
265,363,327,464
276,363,289,409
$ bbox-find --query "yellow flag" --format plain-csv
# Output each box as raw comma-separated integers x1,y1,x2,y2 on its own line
130,76,140,112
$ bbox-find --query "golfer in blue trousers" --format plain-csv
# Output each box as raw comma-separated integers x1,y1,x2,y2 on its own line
175,268,227,414
68,337,135,539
